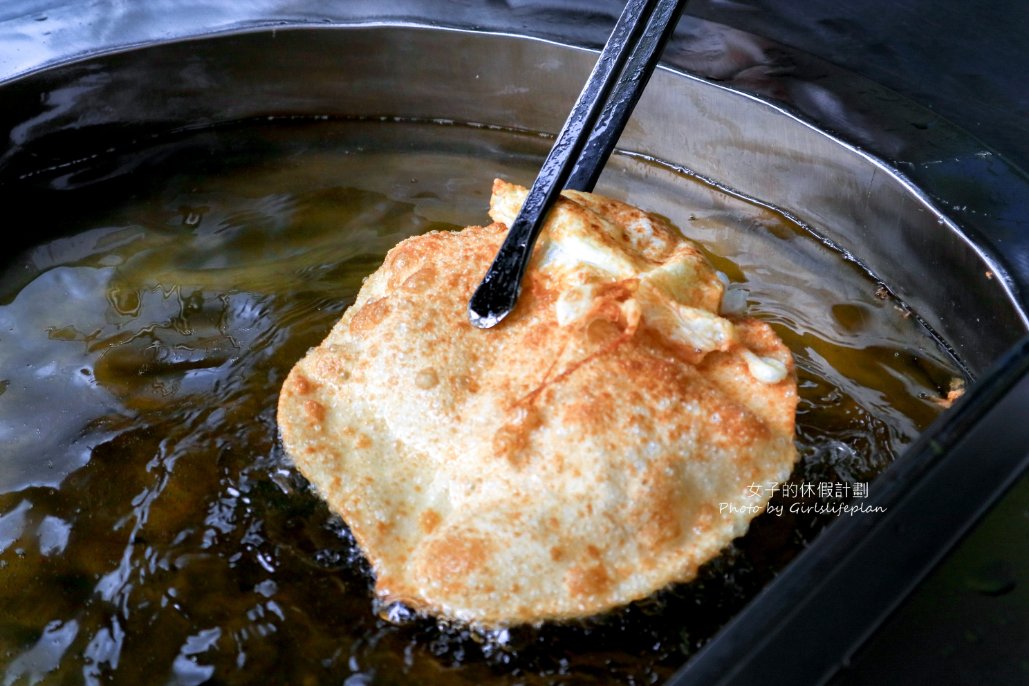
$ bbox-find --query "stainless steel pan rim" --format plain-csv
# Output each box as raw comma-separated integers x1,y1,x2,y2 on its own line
1,23,1025,373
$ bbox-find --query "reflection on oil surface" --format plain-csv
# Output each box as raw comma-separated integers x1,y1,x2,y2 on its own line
0,119,963,684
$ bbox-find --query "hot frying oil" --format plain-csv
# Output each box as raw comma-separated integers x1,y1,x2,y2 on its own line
0,120,964,684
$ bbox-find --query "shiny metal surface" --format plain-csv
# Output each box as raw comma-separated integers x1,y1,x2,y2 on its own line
0,26,1024,372
2,1,1026,320
1,10,1027,685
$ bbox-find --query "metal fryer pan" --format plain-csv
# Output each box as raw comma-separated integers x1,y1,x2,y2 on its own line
0,17,1026,685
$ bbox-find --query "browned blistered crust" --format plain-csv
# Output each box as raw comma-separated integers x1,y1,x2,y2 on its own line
277,180,798,626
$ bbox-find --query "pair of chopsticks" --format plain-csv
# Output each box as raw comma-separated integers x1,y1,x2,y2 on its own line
468,0,689,329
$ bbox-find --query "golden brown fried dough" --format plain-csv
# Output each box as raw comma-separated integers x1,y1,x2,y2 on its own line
278,179,797,626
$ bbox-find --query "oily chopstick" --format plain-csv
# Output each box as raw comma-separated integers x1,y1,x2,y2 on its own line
468,0,688,329
566,0,689,192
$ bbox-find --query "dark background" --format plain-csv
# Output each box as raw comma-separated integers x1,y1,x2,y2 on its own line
691,0,1029,174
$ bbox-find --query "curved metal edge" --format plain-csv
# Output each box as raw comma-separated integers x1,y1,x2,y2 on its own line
1,5,1026,311
3,20,1024,363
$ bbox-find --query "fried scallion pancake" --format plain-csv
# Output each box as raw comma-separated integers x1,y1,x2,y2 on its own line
277,179,798,626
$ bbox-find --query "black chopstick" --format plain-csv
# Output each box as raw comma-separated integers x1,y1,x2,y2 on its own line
566,0,689,192
468,0,688,328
